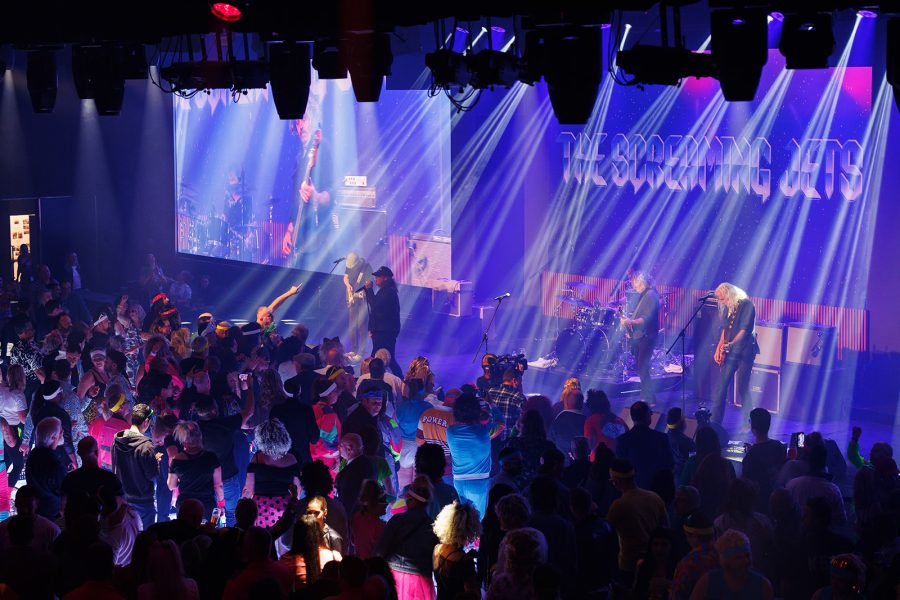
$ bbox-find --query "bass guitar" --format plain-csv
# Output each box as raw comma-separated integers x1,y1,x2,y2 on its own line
281,128,322,262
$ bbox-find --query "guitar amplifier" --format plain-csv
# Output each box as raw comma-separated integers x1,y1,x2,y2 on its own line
754,322,786,368
732,365,780,413
336,187,377,209
431,279,473,317
785,323,836,366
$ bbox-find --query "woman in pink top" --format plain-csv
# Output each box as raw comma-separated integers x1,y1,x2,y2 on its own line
583,389,628,455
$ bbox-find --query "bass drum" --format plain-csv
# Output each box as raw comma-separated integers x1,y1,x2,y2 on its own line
555,328,587,371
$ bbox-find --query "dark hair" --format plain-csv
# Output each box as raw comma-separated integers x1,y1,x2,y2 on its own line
107,349,127,375
586,389,611,414
52,359,72,381
749,408,771,435
138,371,172,402
300,460,334,496
502,368,520,383
529,476,558,512
405,378,425,399
630,400,651,425
292,515,325,584
155,413,179,436
368,358,386,379
666,407,684,427
415,443,447,481
570,487,594,516
725,478,758,515
131,404,153,427
695,426,721,457
520,409,547,439
540,448,565,471
194,395,216,418
452,393,481,423
13,319,33,336
807,442,828,472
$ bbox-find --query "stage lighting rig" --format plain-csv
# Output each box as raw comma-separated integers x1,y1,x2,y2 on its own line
778,12,835,69
424,48,471,91
617,45,715,86
312,38,347,79
536,26,604,124
711,8,767,101
468,48,519,89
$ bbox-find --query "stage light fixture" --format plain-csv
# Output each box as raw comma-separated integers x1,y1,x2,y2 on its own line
617,45,715,87
887,18,900,111
26,49,57,113
770,12,785,22
779,13,835,69
344,32,392,103
425,48,471,91
268,41,311,120
468,49,519,89
541,27,604,124
123,44,148,79
312,38,347,79
711,8,767,101
211,3,242,23
857,10,877,18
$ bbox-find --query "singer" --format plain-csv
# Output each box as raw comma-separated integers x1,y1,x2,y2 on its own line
344,252,373,360
364,266,403,377
711,282,760,424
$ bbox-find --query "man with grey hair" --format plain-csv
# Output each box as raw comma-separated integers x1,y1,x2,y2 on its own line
620,270,660,405
712,282,760,424
343,251,373,360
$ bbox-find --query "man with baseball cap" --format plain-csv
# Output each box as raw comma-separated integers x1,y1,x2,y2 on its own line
364,266,402,377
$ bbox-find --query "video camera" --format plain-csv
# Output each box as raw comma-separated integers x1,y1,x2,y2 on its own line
482,352,528,388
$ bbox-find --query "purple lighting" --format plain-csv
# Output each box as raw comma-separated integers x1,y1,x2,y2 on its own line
601,23,612,30
770,12,785,22
858,10,877,18
732,18,746,26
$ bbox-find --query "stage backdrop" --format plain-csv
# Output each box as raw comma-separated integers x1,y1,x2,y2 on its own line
516,47,882,353
173,72,451,282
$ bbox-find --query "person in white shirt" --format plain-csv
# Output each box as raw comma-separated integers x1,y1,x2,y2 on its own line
356,350,403,414
0,365,28,483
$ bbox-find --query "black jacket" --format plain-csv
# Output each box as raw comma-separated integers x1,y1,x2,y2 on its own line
111,429,159,500
270,398,319,466
365,283,401,336
334,455,377,515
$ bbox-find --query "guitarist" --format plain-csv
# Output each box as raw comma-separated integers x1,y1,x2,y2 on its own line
620,271,660,405
712,282,759,425
282,117,331,266
343,252,373,360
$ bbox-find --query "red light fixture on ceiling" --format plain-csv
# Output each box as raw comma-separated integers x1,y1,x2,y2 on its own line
211,3,242,23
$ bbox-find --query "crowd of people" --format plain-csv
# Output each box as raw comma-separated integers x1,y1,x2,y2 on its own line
0,253,896,600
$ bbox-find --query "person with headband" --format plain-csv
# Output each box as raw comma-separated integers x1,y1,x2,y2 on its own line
87,384,131,470
25,380,77,472
310,378,342,477
688,528,774,599
670,512,719,600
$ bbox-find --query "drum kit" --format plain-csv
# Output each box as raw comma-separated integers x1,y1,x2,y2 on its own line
176,187,267,262
553,281,658,378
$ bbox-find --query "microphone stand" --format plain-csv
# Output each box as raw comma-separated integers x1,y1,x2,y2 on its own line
317,258,344,311
667,296,710,413
472,295,508,363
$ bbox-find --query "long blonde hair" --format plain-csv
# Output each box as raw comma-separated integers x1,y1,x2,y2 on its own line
715,282,749,317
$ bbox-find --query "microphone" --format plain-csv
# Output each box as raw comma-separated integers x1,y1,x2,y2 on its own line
354,283,368,294
698,292,715,302
332,257,346,264
493,292,511,301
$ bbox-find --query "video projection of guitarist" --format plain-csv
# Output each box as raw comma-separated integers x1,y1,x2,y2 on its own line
281,116,334,269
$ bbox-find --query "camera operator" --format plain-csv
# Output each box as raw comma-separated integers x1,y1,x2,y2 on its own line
486,368,526,443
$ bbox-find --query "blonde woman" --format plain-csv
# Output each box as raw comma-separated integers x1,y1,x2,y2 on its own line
168,421,224,519
712,283,760,424
0,364,28,482
169,327,192,361
433,500,482,600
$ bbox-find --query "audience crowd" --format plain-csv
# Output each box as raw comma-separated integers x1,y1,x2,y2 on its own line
0,252,896,599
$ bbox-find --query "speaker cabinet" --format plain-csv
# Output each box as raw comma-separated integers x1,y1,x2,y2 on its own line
335,206,387,266
732,366,780,413
785,323,836,366
754,322,786,368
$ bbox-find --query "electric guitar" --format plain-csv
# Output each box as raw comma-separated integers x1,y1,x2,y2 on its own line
282,128,322,261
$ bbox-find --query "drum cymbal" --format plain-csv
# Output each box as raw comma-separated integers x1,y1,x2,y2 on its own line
556,296,591,308
566,281,599,290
